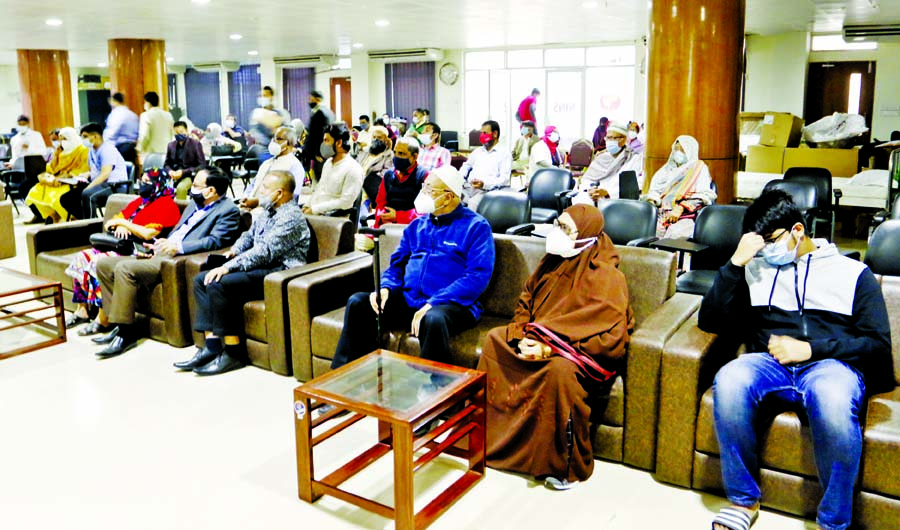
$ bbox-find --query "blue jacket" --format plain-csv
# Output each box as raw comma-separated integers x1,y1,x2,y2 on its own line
382,205,495,319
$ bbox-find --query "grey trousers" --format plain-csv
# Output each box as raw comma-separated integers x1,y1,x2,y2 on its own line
96,254,166,324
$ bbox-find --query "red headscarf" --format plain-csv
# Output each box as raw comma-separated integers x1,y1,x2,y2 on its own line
542,125,559,158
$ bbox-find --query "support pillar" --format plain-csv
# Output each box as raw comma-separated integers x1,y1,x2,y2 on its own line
646,0,745,204
108,39,168,114
16,50,74,143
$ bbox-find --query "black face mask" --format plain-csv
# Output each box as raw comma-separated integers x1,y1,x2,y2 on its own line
189,190,206,207
369,139,387,155
308,101,317,109
393,156,412,174
138,183,155,199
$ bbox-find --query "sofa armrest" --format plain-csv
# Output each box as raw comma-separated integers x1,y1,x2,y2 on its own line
158,254,191,347
287,256,376,381
654,314,738,487
506,223,536,236
623,292,703,470
184,249,233,347
263,251,370,375
627,236,659,248
26,219,103,275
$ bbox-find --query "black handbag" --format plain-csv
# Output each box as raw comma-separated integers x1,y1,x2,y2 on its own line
89,231,137,255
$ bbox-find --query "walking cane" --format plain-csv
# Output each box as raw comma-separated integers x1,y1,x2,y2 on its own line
358,226,387,400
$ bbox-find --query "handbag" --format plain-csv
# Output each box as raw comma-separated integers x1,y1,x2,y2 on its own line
524,322,617,382
89,231,137,255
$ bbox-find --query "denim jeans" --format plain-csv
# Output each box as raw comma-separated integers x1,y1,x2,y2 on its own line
713,352,865,530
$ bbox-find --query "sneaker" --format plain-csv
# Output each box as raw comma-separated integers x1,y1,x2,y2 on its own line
544,477,578,491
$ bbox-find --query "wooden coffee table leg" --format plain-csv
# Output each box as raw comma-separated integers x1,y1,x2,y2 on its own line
378,419,393,447
470,384,486,473
393,421,415,530
294,394,321,502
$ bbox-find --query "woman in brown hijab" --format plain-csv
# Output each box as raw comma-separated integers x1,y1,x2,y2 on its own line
477,204,633,489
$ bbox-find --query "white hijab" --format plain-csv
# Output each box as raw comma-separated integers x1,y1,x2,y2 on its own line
648,135,716,206
58,127,81,154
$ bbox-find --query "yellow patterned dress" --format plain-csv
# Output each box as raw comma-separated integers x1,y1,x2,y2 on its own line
25,145,90,220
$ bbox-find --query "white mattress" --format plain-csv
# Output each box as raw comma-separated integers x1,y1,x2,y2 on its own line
736,171,888,209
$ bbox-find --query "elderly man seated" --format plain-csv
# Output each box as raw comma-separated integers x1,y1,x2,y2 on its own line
239,126,305,216
577,121,644,202
371,137,428,227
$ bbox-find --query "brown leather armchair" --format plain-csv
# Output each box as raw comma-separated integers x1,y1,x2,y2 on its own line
26,194,206,347
654,277,900,528
183,214,359,375
287,229,702,470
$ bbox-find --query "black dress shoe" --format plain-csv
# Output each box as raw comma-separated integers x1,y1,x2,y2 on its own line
193,351,244,376
174,348,218,370
96,336,138,358
79,321,113,337
65,314,91,329
91,326,120,344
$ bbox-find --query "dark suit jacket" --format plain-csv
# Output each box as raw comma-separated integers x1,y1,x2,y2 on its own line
173,197,242,255
301,106,333,165
164,138,206,181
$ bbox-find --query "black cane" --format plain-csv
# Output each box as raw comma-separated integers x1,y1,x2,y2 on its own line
358,227,387,348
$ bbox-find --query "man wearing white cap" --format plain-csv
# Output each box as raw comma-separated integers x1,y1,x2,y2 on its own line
330,165,496,374
578,121,644,201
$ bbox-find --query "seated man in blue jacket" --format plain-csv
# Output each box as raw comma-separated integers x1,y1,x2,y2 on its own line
699,189,893,530
93,167,242,357
331,165,495,374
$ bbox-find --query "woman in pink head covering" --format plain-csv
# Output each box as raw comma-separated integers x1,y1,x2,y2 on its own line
527,125,562,177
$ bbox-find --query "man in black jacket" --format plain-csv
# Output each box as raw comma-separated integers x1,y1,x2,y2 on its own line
92,167,242,357
700,189,893,530
301,90,333,183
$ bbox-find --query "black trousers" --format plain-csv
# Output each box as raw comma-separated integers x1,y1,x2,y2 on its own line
60,182,129,219
331,291,476,370
192,267,280,338
115,142,137,164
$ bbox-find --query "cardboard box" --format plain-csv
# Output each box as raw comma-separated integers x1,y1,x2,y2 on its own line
759,113,804,148
783,147,860,178
746,145,785,173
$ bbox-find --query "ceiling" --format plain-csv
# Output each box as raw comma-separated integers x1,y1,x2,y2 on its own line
0,0,898,68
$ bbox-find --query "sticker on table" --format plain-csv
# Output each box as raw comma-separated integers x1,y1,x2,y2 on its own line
294,401,306,420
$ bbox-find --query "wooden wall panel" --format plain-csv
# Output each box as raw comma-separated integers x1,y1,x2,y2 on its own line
109,39,168,115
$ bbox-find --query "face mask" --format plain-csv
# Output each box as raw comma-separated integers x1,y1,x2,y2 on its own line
360,123,369,131
175,133,187,143
189,189,207,207
224,119,235,128
545,228,596,258
308,101,317,109
369,139,387,155
549,132,560,143
139,182,155,199
320,142,336,159
606,140,621,155
61,138,79,153
393,156,412,173
420,134,434,146
414,191,436,214
17,126,29,134
673,151,687,166
520,127,529,137
83,138,94,148
480,132,494,146
258,190,279,211
628,131,638,140
761,233,799,266
268,140,284,157
257,96,272,107
52,140,60,149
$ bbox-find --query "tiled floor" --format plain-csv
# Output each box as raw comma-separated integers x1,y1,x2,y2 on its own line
0,201,829,530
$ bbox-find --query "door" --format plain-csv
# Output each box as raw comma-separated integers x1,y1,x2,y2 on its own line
545,70,584,149
329,77,352,125
805,61,876,137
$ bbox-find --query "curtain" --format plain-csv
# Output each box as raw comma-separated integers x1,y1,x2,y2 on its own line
184,68,221,131
227,64,261,130
385,62,436,121
282,67,315,126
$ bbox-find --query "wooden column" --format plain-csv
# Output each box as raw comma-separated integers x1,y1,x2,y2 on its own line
16,50,74,144
646,0,745,204
108,39,168,114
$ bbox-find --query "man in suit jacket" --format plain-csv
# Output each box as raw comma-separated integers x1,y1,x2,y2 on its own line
165,120,207,200
301,90,333,183
93,167,242,357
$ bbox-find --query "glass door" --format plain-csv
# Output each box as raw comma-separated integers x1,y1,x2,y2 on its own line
545,70,584,150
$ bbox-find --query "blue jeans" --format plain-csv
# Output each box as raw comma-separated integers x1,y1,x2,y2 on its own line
713,352,865,530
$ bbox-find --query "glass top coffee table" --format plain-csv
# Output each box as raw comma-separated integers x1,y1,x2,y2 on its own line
293,349,486,530
0,266,66,359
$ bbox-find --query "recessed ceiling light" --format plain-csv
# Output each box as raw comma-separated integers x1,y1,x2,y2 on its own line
97,62,108,67
247,50,258,56
352,43,364,49
229,34,243,40
375,19,390,27
166,57,174,62
582,1,599,7
191,0,210,4
45,18,63,26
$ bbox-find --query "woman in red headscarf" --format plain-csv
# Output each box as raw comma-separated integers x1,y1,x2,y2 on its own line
478,204,633,490
526,125,561,178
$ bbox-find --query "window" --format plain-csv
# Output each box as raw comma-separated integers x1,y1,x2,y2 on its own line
385,62,435,121
282,67,315,125
544,48,585,67
811,34,877,51
184,68,221,132
586,46,636,66
167,73,178,109
507,49,543,69
848,72,862,114
465,51,505,70
227,64,261,129
585,67,635,137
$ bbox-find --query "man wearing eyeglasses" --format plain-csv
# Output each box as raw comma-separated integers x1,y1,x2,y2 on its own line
698,189,892,530
239,126,305,217
578,121,644,201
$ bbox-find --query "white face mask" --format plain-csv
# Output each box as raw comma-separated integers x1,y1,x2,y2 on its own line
673,151,687,166
61,138,80,153
17,126,28,134
606,140,621,155
52,140,60,149
257,96,272,107
414,191,436,214
627,131,638,140
224,119,235,128
82,138,93,148
268,140,284,157
545,228,596,258
420,134,434,146
761,232,799,266
549,132,560,143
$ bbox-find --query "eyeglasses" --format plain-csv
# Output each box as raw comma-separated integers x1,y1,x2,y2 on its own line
553,219,577,238
422,185,450,196
604,135,626,141
762,229,788,245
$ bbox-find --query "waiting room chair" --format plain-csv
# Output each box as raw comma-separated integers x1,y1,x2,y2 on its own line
441,130,459,151
784,166,839,241
526,167,574,224
0,155,46,215
865,220,900,276
596,199,658,247
450,155,467,170
468,129,482,149
762,178,818,221
619,170,641,200
567,139,594,178
232,144,266,188
142,153,165,171
476,190,532,235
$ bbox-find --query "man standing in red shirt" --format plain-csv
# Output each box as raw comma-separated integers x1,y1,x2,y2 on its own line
516,88,540,128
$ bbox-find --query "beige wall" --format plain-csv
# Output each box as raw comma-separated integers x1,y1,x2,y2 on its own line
745,32,810,116
0,65,22,130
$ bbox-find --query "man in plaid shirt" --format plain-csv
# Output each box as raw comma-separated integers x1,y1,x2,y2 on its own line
416,122,451,173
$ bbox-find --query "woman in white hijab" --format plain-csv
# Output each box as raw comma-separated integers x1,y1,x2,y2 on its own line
201,122,241,158
643,135,716,238
24,127,90,223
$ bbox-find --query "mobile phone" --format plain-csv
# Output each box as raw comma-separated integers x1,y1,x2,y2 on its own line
133,242,153,256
